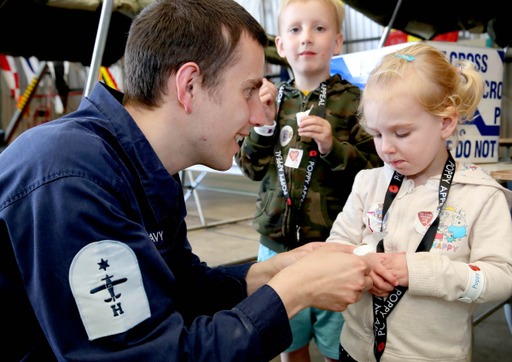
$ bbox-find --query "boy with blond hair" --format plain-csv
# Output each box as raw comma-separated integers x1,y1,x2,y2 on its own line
237,1,381,361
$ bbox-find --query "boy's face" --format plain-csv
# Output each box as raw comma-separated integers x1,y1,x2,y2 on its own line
276,0,342,79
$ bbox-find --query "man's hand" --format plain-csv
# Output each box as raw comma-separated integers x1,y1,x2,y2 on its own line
263,241,329,272
266,243,373,318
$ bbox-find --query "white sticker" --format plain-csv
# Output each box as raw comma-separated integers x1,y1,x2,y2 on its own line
414,211,436,234
69,240,151,340
285,148,303,168
367,202,385,233
280,125,294,147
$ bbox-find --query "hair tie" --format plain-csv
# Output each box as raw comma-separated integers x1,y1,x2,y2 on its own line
394,54,414,62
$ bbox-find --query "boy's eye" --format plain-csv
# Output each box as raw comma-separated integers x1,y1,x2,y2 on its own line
396,132,409,138
289,26,300,34
314,25,326,32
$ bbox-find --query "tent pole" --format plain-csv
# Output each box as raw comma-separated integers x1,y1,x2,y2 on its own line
377,0,403,48
84,0,113,97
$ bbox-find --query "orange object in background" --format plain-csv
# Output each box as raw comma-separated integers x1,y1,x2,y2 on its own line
433,31,459,42
385,29,459,46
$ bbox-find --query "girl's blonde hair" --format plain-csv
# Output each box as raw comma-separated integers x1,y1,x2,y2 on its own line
278,0,345,32
359,42,484,135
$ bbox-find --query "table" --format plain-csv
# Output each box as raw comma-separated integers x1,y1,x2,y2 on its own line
477,161,512,185
180,160,252,228
499,137,512,161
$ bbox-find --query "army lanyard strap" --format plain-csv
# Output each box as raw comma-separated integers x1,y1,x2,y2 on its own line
273,82,327,240
372,152,455,361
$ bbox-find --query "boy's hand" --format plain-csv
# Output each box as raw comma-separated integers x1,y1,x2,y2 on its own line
298,115,333,154
259,78,277,125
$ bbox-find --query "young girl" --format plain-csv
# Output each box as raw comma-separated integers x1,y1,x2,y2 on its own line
327,42,512,361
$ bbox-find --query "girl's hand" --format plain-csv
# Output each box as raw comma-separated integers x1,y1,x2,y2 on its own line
361,253,400,297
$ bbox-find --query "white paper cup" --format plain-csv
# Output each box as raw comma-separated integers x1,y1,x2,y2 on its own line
296,109,310,126
297,109,312,142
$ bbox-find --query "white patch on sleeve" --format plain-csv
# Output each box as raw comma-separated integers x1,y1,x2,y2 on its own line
458,264,485,303
69,240,151,340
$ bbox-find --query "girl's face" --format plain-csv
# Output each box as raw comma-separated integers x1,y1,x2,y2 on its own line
363,87,457,185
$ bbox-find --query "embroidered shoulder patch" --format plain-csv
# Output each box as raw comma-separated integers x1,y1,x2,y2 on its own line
69,240,151,340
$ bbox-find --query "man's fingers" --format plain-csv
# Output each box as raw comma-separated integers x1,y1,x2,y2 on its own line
363,275,373,291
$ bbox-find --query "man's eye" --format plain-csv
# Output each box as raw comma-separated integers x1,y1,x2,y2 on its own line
245,88,255,99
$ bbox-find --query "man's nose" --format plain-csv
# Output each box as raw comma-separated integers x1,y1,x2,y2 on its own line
249,98,267,127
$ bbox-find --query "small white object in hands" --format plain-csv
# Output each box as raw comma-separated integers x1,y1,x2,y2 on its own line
353,244,375,256
296,105,314,126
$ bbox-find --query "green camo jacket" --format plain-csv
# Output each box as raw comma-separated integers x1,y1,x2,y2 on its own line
235,74,382,252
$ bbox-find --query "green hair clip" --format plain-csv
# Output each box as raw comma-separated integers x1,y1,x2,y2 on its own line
394,54,414,61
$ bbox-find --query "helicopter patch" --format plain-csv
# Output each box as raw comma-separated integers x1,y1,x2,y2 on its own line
69,240,150,340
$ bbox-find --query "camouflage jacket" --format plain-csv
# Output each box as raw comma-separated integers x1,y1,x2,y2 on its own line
235,74,382,252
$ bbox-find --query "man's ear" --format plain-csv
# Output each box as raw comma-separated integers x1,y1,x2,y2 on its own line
175,62,200,113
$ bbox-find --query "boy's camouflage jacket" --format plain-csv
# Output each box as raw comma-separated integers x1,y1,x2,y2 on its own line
235,74,382,252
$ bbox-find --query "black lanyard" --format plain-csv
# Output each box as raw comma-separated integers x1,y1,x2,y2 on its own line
372,153,455,361
274,82,327,240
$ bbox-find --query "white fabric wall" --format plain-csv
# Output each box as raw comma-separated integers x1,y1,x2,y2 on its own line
235,0,383,53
